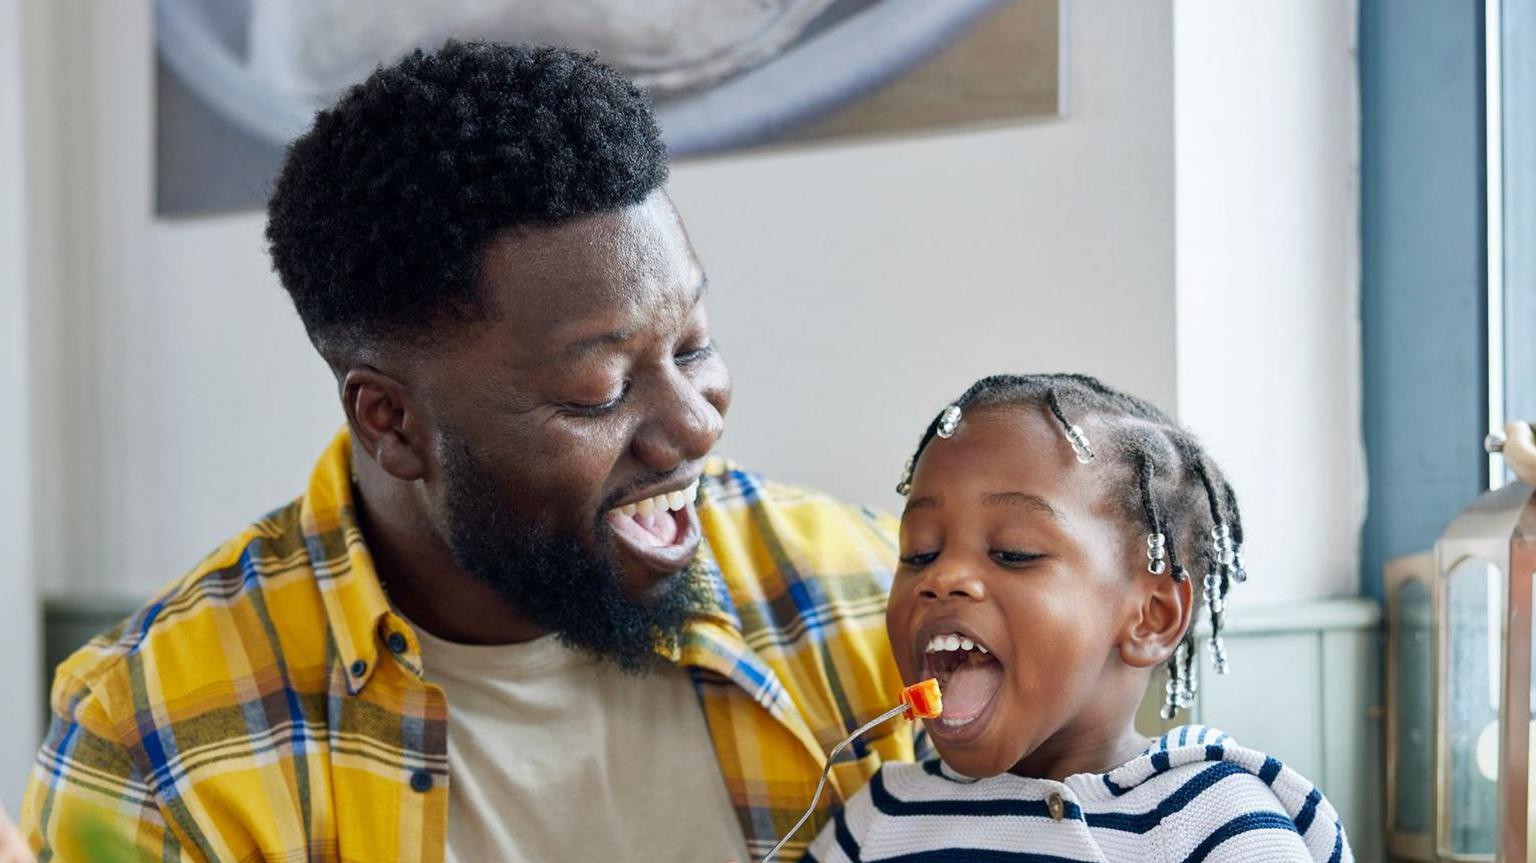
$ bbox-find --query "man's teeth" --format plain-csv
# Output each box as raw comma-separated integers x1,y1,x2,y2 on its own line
923,632,989,655
614,481,699,518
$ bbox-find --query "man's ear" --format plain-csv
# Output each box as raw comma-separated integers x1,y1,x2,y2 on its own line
1119,567,1194,669
341,366,430,482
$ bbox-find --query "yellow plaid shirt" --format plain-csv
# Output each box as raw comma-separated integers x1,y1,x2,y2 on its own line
23,430,918,861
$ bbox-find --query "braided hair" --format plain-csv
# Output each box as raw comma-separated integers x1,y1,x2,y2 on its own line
895,374,1247,719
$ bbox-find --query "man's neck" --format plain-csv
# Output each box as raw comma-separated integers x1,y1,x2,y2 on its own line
351,440,548,646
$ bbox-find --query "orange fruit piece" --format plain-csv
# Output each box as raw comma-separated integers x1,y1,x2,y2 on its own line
900,678,943,720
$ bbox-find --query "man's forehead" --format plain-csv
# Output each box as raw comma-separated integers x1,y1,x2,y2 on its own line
472,195,704,345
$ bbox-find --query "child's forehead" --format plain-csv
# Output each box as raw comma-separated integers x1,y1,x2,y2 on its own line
952,402,1072,450
917,406,1088,486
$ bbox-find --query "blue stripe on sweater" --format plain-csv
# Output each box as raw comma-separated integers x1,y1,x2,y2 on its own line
1181,811,1299,863
1086,763,1247,833
871,851,1100,862
1294,788,1322,833
834,809,861,862
1259,757,1282,785
1103,773,1131,796
870,770,1083,821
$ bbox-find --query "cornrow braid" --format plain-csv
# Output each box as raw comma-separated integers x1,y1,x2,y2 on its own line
895,373,1248,720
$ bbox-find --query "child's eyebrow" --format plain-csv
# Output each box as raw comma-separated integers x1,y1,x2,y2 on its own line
981,491,1064,521
903,495,942,514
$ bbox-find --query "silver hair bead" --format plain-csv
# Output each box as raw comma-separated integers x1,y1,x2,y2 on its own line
936,405,962,439
1064,424,1096,463
1146,533,1168,574
1207,636,1229,674
895,457,915,496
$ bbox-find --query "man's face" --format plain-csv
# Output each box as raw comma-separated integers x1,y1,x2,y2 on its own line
412,190,732,665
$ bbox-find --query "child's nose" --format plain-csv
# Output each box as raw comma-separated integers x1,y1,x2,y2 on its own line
918,561,987,602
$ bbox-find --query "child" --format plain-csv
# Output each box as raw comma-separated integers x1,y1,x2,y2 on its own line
805,374,1352,863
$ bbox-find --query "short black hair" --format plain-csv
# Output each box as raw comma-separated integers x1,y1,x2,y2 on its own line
899,373,1249,719
266,41,670,356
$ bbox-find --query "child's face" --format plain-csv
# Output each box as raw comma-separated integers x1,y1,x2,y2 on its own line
887,405,1159,778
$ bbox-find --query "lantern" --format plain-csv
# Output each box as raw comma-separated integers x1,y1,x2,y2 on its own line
1430,473,1535,861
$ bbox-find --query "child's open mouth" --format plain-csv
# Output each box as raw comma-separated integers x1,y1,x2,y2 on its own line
918,629,1004,736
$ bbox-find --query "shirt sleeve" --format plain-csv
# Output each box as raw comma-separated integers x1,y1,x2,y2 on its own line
21,672,190,861
1176,770,1353,863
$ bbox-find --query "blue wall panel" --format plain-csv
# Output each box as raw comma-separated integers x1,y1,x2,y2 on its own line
1359,0,1488,598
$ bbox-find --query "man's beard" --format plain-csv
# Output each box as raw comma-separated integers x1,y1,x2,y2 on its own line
439,436,708,673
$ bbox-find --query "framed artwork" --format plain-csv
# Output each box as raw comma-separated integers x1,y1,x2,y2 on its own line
155,0,1063,215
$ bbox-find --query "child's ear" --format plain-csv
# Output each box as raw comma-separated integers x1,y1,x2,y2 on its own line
1119,568,1194,669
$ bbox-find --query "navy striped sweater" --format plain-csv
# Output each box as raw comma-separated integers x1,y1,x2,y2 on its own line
804,725,1351,862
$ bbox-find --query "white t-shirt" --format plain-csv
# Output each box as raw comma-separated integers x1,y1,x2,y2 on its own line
412,625,751,863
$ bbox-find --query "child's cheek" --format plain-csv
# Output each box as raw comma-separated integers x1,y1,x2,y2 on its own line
884,574,921,681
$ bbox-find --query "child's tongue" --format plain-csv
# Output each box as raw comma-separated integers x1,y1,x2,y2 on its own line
941,658,1004,720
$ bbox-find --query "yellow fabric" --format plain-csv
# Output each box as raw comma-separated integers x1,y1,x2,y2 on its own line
22,429,915,861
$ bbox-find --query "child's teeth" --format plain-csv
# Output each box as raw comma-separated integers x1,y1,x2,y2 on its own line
922,632,989,654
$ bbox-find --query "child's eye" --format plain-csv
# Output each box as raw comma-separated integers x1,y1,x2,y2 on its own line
990,549,1044,568
899,550,940,568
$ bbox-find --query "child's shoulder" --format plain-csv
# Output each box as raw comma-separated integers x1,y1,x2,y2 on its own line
1091,724,1351,862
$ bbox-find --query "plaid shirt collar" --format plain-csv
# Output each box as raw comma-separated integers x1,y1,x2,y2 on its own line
306,429,828,765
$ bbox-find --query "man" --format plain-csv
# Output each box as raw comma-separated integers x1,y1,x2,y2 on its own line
22,43,914,862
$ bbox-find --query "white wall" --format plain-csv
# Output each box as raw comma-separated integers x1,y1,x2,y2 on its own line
668,0,1177,519
22,0,1359,618
1172,0,1364,604
29,0,1180,601
25,0,341,602
2,0,42,811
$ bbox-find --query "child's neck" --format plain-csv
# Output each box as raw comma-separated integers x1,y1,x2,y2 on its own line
1008,721,1149,782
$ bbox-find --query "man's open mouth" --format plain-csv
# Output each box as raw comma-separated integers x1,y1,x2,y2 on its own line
603,480,702,575
919,629,1004,735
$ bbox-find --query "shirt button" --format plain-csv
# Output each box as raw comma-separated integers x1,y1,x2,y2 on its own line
349,659,367,678
410,770,433,793
1047,792,1066,821
387,632,409,654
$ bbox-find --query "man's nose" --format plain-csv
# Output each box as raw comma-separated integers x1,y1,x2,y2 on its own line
918,558,987,602
631,369,725,470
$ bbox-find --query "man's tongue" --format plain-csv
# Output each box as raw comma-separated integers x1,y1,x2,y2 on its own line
631,508,680,546
941,658,1004,720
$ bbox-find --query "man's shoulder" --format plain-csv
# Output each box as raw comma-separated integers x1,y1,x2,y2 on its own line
699,458,898,545
51,498,326,726
698,458,899,592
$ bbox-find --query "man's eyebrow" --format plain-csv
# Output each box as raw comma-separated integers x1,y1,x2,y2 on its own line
982,491,1065,520
560,327,634,360
560,275,708,360
903,495,942,514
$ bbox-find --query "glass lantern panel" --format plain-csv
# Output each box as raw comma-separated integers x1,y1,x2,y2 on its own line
1392,578,1434,834
1445,558,1504,855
